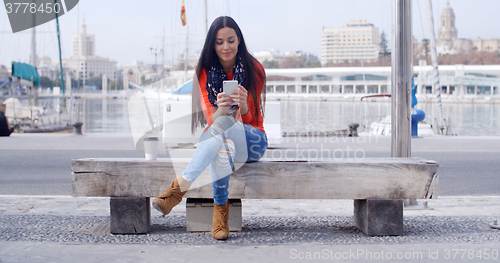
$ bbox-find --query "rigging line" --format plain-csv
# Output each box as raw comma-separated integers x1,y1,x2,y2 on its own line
0,13,7,55
172,0,178,67
38,22,44,60
0,18,9,64
36,23,49,59
436,0,439,36
12,33,21,63
5,14,25,64
417,0,426,39
46,22,60,60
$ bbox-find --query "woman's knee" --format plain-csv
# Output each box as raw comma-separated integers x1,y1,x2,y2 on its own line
211,116,237,135
214,139,235,165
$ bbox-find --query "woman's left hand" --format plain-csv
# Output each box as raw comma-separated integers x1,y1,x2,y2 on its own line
230,85,248,112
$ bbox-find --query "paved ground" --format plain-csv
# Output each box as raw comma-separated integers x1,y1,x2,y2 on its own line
2,241,499,263
0,195,499,262
0,134,499,262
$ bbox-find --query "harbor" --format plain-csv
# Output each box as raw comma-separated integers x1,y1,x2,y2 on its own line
4,96,497,136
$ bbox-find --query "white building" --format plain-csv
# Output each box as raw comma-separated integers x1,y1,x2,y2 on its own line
472,38,500,53
122,61,144,86
66,57,117,82
263,65,500,100
321,19,380,65
122,61,166,86
71,19,95,57
65,20,117,86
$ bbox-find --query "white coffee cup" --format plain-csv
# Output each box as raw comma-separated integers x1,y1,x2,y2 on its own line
143,137,159,160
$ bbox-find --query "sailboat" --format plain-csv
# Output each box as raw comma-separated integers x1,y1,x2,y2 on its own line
2,9,72,133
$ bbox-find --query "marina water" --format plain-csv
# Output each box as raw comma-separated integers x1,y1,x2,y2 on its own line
75,99,500,136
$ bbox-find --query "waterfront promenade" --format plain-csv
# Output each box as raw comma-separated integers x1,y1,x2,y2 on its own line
1,133,499,262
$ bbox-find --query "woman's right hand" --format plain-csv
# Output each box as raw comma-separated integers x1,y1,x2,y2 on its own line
216,92,233,110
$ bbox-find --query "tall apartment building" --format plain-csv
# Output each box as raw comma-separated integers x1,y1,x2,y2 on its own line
321,19,380,66
71,19,95,57
66,20,117,86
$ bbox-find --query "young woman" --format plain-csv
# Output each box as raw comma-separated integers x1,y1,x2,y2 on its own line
153,16,267,240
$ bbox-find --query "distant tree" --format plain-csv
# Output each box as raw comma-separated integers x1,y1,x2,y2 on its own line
108,81,123,90
86,76,102,89
379,31,389,57
52,79,61,87
280,57,306,68
307,61,321,68
325,61,336,67
141,79,154,86
435,51,500,65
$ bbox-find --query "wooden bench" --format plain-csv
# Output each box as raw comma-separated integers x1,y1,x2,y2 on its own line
71,157,439,236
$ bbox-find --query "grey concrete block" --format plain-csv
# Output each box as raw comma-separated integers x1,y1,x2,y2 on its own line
186,198,242,232
354,199,403,236
110,197,150,234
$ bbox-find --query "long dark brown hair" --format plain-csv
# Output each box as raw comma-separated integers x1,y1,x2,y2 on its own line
191,16,266,134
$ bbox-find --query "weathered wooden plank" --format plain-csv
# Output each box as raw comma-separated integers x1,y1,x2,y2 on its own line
110,197,150,234
354,199,404,236
71,158,212,197
71,158,439,200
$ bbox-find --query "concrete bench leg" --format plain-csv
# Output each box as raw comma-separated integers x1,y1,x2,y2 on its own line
186,198,242,232
110,197,151,234
354,199,403,236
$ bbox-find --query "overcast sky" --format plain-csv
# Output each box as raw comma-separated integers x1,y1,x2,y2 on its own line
1,0,499,68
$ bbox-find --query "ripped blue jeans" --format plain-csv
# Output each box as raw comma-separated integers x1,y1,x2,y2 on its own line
180,115,268,205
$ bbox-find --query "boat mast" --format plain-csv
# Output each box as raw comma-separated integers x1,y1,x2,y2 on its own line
55,0,65,95
426,0,445,134
31,28,36,70
30,5,39,128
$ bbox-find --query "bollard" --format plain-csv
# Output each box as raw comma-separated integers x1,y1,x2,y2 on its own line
411,109,425,137
348,123,359,137
73,122,83,135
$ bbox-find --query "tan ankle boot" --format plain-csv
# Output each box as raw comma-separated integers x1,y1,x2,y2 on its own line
211,201,230,240
152,176,190,216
